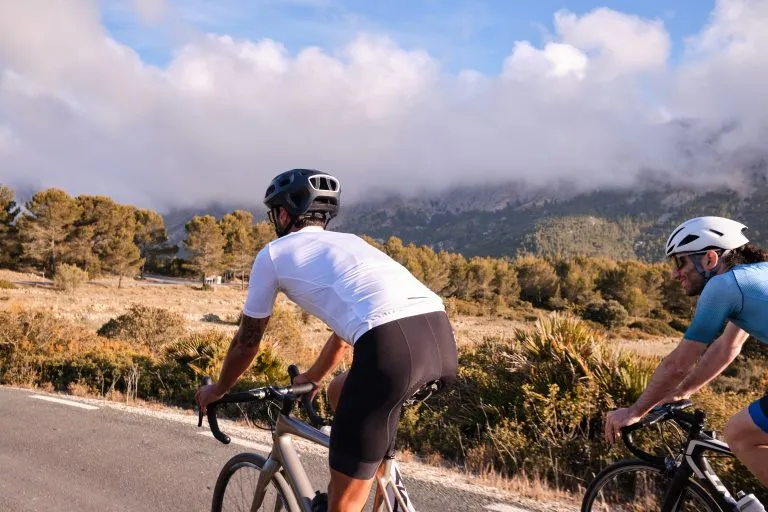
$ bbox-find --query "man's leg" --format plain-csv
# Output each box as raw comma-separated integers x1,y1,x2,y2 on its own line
328,469,376,512
325,372,385,511
723,399,768,486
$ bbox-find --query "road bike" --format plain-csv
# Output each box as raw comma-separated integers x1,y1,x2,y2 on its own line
199,364,421,512
581,400,766,511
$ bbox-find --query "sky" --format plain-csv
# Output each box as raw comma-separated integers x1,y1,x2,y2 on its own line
1,0,767,210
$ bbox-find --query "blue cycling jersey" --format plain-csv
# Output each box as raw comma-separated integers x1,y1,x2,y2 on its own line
685,262,768,344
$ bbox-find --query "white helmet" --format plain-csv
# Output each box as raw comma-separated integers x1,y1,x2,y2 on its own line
665,216,749,257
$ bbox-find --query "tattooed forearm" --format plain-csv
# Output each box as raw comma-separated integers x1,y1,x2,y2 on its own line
215,315,272,394
235,315,270,349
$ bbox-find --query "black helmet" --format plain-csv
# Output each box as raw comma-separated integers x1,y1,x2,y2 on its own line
264,169,340,235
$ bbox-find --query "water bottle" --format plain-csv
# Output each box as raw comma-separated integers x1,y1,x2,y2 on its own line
736,491,766,511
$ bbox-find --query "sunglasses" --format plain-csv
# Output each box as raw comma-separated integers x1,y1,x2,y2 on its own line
267,209,277,224
667,251,716,271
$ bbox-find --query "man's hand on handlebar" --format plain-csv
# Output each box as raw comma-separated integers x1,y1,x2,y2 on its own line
291,372,319,401
604,407,643,444
195,383,225,415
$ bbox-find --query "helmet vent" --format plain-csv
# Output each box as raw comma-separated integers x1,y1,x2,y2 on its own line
309,175,339,192
709,229,724,236
679,234,700,247
667,226,685,250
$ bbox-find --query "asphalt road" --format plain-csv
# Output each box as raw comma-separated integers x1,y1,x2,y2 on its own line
0,386,554,512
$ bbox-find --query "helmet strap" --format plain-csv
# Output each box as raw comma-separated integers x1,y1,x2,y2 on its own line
271,208,297,238
691,250,728,281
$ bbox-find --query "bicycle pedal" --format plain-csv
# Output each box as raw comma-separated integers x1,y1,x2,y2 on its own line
311,491,328,512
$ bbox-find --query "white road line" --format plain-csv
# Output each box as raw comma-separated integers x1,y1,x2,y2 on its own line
484,504,531,512
197,431,273,453
30,395,99,410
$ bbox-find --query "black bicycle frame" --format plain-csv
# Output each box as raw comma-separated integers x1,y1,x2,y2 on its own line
624,404,741,512
659,435,739,511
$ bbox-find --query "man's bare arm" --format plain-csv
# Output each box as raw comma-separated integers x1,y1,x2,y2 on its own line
304,332,350,383
667,323,749,400
215,315,271,393
628,339,707,417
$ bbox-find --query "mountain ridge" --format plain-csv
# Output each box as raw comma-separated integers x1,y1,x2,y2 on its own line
159,178,768,262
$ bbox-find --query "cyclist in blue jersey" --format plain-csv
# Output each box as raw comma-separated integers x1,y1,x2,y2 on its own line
604,216,768,486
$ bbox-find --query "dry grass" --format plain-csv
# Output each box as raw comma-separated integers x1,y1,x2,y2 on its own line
612,335,679,357
0,269,675,359
0,269,542,351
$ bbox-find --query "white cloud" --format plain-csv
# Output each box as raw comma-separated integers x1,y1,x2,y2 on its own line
554,8,670,77
0,1,766,210
503,41,588,80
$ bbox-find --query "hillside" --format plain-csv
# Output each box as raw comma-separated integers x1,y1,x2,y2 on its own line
163,180,768,261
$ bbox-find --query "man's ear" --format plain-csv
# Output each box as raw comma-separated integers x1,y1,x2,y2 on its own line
704,249,720,271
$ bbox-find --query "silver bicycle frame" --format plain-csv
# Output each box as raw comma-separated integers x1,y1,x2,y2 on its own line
244,413,416,512
374,458,417,512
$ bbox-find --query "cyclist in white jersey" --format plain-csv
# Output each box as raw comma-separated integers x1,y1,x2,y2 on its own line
196,169,458,512
604,216,768,487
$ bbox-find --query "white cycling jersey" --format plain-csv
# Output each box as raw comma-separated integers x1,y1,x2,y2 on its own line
243,226,445,344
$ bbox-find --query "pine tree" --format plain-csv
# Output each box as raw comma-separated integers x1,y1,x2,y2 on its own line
0,185,20,268
184,215,225,285
219,210,256,290
252,221,275,252
516,254,559,308
17,188,81,276
467,257,495,302
60,196,144,286
102,228,144,288
134,208,170,274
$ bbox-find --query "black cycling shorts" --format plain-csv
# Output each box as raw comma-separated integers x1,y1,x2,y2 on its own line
329,311,458,479
748,394,768,434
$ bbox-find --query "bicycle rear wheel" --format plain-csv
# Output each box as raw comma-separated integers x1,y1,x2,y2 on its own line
581,459,723,512
212,453,298,512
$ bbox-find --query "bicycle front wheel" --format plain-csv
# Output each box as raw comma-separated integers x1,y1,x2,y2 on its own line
581,459,723,512
212,453,298,512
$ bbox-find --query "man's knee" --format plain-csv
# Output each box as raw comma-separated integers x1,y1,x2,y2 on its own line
724,414,746,451
723,407,765,453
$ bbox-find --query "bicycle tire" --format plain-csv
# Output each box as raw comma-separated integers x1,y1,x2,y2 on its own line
581,459,724,512
212,452,300,512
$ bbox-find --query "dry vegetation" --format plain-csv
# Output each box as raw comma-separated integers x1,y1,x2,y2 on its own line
0,268,550,352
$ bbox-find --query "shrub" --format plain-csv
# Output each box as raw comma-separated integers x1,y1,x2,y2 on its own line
444,297,488,317
161,329,285,405
582,299,629,329
0,279,15,289
627,318,681,337
98,304,187,352
516,257,559,308
398,314,658,490
53,264,89,293
201,313,225,324
0,307,151,396
668,317,689,333
266,303,304,345
740,336,768,361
